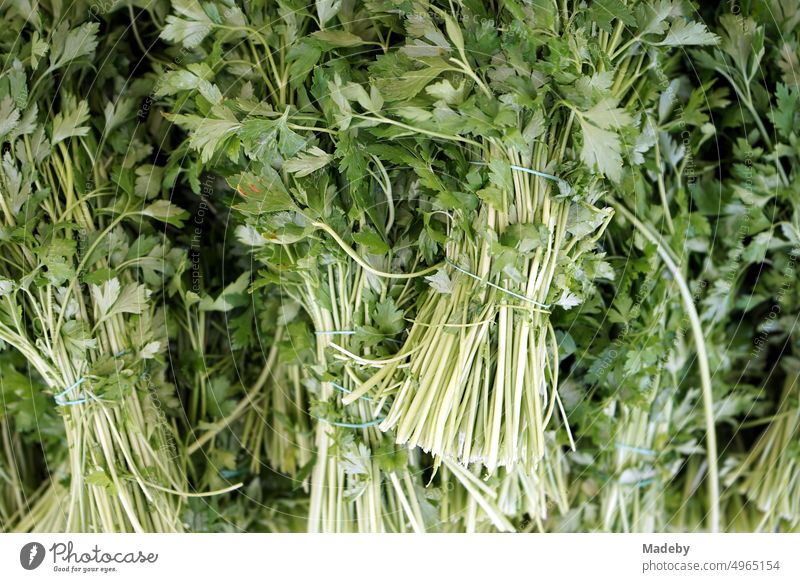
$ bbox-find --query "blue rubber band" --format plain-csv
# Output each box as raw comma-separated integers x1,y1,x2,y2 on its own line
220,469,245,479
635,478,654,488
469,161,562,181
331,382,371,402
54,377,86,400
318,416,385,429
470,161,569,194
509,165,560,182
445,260,551,309
54,378,90,406
57,398,89,406
615,443,656,457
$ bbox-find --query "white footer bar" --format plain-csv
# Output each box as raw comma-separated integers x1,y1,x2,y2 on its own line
1,533,798,581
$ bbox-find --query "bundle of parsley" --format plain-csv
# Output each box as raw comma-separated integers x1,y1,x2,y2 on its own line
328,0,720,484
152,0,726,531
550,2,800,533
0,2,196,532
157,0,446,532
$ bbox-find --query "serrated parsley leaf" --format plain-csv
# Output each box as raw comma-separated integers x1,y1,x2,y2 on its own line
583,99,633,129
51,99,90,145
311,30,365,47
352,227,390,255
49,22,99,70
0,97,20,140
141,200,189,227
636,0,681,37
316,0,342,28
168,110,240,163
556,289,582,310
91,278,121,317
156,67,222,104
590,0,636,35
770,83,799,139
657,19,718,47
579,120,623,182
283,146,334,178
159,0,214,49
425,269,453,294
198,272,250,312
92,279,150,321
578,99,632,183
373,299,404,335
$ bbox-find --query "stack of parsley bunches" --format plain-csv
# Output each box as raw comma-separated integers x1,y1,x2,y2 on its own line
0,0,798,533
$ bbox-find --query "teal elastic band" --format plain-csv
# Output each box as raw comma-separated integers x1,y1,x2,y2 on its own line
615,443,657,457
54,378,89,406
315,330,355,335
54,377,85,399
331,382,372,402
445,259,551,309
509,165,572,196
57,398,89,406
220,468,245,479
509,165,559,181
469,160,562,181
470,161,570,194
318,416,385,429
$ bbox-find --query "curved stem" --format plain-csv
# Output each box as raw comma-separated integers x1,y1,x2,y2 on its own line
611,199,720,533
311,221,443,280
186,336,281,455
142,481,243,498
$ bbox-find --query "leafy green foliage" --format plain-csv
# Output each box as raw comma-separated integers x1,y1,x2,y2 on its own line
2,0,799,535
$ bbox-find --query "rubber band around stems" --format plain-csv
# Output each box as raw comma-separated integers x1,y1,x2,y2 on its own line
55,399,88,406
599,470,655,489
220,468,245,479
317,416,385,429
54,349,124,405
469,161,565,185
445,260,551,310
331,382,372,402
54,377,89,406
449,163,570,309
615,443,657,457
53,349,134,406
57,398,89,406
509,164,563,185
